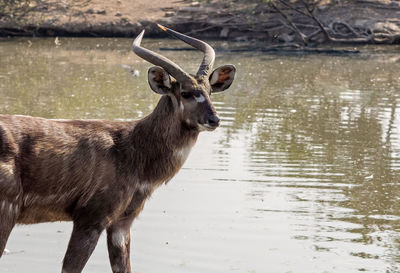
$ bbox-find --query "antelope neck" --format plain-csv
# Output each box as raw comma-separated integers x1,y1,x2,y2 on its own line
137,95,198,144
116,96,197,183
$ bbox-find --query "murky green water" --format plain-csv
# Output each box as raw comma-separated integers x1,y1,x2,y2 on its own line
1,37,400,273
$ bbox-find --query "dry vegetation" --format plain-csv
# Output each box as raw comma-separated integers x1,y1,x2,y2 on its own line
1,0,399,46
166,0,400,45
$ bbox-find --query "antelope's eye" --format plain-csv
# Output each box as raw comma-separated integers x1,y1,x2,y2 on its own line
181,92,193,99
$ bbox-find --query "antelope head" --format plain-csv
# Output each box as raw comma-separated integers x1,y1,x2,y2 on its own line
132,24,236,131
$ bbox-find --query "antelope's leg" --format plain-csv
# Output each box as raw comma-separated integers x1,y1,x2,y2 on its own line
0,199,18,257
0,160,20,258
107,221,131,273
61,222,104,273
107,192,148,273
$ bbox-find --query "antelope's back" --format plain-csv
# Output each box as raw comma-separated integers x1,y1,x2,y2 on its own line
0,115,128,223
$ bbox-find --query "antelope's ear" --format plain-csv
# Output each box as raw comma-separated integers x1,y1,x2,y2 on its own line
148,66,172,95
209,65,236,93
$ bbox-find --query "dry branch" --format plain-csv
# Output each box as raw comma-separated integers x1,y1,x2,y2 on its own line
164,0,400,46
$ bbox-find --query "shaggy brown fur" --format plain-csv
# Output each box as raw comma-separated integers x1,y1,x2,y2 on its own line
0,27,235,273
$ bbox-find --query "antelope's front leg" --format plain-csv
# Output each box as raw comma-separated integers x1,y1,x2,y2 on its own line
62,222,104,273
107,192,148,273
107,222,131,273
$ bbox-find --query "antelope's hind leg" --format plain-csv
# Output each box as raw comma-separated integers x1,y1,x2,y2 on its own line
0,160,21,257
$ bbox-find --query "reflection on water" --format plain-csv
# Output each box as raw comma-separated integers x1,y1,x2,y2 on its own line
1,37,400,272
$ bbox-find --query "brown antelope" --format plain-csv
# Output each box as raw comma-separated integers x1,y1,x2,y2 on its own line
0,25,235,273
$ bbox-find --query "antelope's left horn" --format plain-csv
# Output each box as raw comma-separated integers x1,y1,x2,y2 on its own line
157,24,215,78
132,30,191,82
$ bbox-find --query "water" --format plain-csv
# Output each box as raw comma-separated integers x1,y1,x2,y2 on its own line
1,37,400,273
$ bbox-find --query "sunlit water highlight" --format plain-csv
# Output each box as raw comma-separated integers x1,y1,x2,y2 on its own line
1,37,400,273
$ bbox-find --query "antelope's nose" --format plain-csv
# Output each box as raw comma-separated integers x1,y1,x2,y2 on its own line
208,115,220,127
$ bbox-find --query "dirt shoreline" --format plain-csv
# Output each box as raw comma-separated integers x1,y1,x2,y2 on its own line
1,0,399,46
0,0,186,37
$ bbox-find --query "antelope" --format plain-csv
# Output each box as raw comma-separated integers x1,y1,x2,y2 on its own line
0,25,236,273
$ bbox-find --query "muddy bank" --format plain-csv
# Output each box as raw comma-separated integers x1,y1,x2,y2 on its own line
0,0,184,37
1,0,399,46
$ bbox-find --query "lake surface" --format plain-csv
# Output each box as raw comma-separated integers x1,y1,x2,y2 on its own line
0,37,400,273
